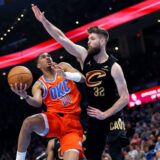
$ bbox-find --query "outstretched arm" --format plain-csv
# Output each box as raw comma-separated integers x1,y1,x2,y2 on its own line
106,63,129,115
31,4,88,68
10,81,43,108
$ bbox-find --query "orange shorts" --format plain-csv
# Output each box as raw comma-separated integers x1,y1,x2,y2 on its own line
42,112,83,155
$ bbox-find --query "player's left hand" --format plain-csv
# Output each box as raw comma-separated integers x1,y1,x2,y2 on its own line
87,106,106,120
56,68,65,77
52,65,65,77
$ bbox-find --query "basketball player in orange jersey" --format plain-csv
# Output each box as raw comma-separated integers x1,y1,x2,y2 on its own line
32,4,129,160
10,52,86,160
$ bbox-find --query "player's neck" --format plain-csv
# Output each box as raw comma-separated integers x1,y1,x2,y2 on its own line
93,50,109,64
43,69,55,80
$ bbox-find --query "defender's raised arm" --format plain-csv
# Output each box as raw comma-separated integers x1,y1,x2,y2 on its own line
32,4,87,68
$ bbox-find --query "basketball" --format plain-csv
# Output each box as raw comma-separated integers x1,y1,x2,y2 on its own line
8,66,33,89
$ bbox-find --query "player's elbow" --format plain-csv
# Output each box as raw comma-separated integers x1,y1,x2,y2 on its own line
122,93,129,106
30,103,42,108
36,101,43,108
31,100,42,108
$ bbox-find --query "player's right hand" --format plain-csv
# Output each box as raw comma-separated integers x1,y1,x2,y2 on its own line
10,83,28,98
31,4,46,23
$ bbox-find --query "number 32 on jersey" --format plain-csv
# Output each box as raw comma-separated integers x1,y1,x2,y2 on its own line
93,86,105,97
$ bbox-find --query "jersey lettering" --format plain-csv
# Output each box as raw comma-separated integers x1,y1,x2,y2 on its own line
93,86,105,97
50,80,71,99
61,94,72,106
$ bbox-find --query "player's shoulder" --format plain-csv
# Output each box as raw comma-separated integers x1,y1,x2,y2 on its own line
33,79,43,90
111,62,124,77
112,62,121,69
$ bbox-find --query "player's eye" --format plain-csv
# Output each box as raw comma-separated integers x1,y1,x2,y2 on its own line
41,55,46,58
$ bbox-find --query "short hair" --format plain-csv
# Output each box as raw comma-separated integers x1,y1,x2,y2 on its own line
87,26,109,42
35,53,52,65
35,54,41,65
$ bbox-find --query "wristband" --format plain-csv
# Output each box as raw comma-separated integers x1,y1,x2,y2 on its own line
64,72,81,82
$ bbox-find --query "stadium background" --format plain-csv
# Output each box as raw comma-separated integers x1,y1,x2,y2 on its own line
0,0,160,159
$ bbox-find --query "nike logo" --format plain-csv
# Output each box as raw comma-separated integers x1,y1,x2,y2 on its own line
101,65,109,71
87,61,91,66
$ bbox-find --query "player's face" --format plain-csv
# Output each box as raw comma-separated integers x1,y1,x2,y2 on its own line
37,53,53,69
87,33,101,56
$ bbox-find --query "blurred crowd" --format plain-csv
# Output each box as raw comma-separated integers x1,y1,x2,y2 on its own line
123,101,160,160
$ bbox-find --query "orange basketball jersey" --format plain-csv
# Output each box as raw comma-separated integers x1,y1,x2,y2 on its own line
38,72,81,114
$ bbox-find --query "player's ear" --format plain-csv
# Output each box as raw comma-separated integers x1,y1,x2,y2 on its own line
100,37,106,45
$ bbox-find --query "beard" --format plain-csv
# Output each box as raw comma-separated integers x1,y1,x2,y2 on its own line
87,46,101,57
